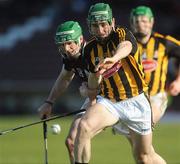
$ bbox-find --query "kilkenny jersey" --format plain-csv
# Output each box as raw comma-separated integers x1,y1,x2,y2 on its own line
137,32,180,96
84,27,148,102
62,43,89,82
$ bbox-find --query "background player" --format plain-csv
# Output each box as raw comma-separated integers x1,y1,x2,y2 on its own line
131,6,180,125
38,21,91,164
114,6,180,134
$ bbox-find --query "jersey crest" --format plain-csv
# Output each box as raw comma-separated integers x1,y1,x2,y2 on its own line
142,59,158,72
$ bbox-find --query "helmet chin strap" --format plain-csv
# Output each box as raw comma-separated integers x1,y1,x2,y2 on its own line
134,32,147,38
72,39,83,58
73,52,81,58
66,46,82,60
60,52,80,60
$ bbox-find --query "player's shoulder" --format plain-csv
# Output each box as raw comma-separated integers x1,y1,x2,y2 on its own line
115,26,131,34
86,36,96,45
115,26,135,41
165,35,180,45
153,32,179,45
84,37,96,51
81,37,96,60
153,32,165,38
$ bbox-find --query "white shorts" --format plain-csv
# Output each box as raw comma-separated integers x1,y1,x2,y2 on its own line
150,92,168,117
97,93,152,135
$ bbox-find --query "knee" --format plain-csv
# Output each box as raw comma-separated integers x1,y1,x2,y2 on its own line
134,152,149,164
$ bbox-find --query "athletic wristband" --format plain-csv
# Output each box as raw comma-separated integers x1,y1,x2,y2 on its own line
44,100,54,106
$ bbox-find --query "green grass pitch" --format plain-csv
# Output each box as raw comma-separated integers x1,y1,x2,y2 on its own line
0,116,180,164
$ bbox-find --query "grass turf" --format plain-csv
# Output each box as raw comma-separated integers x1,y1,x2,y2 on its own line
0,115,180,164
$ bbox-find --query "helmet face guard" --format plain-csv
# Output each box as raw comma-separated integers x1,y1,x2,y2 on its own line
130,6,154,36
87,3,113,26
55,21,82,45
130,6,154,23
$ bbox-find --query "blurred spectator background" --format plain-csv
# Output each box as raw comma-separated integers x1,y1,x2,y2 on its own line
0,0,179,115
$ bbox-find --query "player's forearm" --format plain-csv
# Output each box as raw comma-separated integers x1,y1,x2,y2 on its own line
113,41,132,61
88,73,102,89
47,77,71,103
47,82,69,102
87,73,101,100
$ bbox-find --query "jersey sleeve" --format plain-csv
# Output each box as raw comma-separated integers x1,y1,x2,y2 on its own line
83,45,96,73
116,27,137,55
124,28,138,54
165,35,180,60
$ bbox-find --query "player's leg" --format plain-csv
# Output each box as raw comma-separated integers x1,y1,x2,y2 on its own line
66,98,90,164
130,130,166,164
112,123,158,163
66,98,92,163
110,92,166,163
65,114,82,164
125,93,166,163
150,92,168,124
74,102,119,163
112,92,168,160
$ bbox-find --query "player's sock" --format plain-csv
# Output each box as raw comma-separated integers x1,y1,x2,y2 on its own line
75,162,88,164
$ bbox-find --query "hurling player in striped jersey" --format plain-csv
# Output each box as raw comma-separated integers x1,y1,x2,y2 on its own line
130,6,180,124
74,3,166,164
113,7,180,159
114,6,180,136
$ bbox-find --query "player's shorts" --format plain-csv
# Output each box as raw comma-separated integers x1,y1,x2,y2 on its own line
150,92,168,117
97,93,152,135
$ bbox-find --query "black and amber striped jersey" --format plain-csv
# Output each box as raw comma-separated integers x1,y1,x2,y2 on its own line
62,43,89,82
84,27,148,102
137,32,180,96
